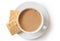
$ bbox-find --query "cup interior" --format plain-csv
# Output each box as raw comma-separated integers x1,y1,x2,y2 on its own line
17,8,43,33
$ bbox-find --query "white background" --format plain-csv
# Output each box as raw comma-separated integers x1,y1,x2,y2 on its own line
0,0,60,41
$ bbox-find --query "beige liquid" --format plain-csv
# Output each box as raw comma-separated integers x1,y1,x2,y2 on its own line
19,9,42,32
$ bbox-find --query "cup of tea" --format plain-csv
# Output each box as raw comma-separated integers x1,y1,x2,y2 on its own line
16,2,47,34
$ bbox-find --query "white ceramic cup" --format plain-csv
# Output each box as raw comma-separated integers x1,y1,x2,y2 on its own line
16,2,47,34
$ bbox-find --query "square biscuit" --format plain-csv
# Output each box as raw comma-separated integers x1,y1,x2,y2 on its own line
7,10,21,35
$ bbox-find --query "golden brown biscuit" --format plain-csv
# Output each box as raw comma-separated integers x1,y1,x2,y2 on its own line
7,10,21,35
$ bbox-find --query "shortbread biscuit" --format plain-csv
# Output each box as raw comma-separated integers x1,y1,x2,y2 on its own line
7,10,21,35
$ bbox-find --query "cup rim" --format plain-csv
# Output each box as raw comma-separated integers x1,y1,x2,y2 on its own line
16,8,44,34
16,2,44,34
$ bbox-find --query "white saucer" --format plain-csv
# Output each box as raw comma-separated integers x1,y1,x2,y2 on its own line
16,2,49,39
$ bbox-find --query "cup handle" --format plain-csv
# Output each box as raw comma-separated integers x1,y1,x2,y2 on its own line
42,25,47,30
